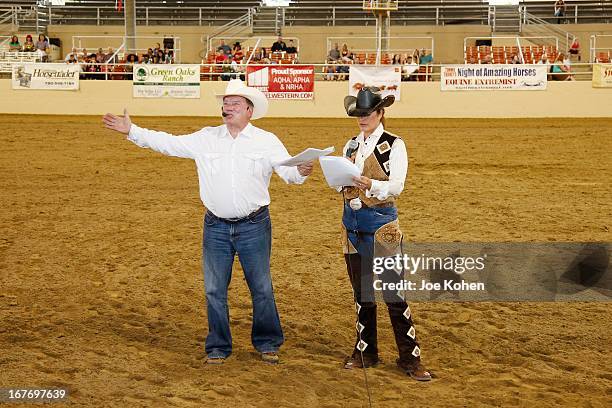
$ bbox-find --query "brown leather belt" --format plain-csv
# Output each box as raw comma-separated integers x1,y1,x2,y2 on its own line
345,200,395,209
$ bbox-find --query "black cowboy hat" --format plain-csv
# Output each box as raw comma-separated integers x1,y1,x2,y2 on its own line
343,86,395,117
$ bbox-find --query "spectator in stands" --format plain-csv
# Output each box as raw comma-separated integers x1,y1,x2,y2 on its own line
536,54,550,66
9,35,21,51
154,42,162,53
562,53,572,69
64,47,79,61
156,49,165,64
146,48,154,60
285,40,297,54
328,43,341,62
215,48,228,64
323,60,337,81
22,35,35,52
217,40,232,56
554,0,566,24
105,47,116,63
338,60,351,81
419,48,433,65
271,36,287,52
403,55,419,81
164,47,174,63
481,54,492,64
232,42,244,63
411,49,420,65
569,37,581,61
510,53,522,64
551,53,574,81
36,34,50,62
95,48,106,64
392,54,401,65
124,54,138,79
84,54,100,79
221,59,234,81
66,53,78,64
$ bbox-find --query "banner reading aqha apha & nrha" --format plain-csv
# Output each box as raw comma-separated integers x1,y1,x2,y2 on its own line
246,65,314,100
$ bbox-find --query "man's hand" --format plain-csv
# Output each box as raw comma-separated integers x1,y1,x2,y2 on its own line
102,108,132,135
353,176,372,191
297,161,314,176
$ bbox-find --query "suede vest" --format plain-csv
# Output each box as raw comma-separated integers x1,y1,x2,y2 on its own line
344,131,399,207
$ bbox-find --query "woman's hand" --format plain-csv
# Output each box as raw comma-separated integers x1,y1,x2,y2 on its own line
353,176,372,191
298,161,314,176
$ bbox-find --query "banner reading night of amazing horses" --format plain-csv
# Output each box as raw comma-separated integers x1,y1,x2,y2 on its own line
441,64,548,91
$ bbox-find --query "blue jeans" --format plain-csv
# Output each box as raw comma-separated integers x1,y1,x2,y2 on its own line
343,203,400,303
202,207,284,358
342,204,398,255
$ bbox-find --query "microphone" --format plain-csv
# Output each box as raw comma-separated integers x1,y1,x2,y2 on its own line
221,108,229,117
345,140,359,158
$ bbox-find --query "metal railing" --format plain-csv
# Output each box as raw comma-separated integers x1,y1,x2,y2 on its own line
71,35,182,63
1,2,610,29
590,34,612,63
0,61,598,82
521,8,576,52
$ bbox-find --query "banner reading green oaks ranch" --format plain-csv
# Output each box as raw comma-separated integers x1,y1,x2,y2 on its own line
133,64,200,98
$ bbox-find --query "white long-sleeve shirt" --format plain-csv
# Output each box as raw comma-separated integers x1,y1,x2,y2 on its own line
127,122,307,219
341,123,408,200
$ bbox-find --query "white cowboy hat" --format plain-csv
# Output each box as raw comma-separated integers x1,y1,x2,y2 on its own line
215,79,268,120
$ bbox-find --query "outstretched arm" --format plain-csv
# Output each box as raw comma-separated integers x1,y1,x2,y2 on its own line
102,109,202,159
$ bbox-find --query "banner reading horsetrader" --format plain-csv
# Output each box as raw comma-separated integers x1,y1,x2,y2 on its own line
441,64,547,91
246,65,314,99
133,64,200,98
348,66,401,101
12,63,79,90
592,63,612,88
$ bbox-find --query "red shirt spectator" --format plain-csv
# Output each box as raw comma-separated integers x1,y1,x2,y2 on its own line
215,50,228,64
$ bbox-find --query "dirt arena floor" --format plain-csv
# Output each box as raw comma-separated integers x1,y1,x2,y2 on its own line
0,115,610,407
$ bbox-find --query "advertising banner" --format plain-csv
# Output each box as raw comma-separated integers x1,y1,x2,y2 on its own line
133,64,200,98
348,66,401,100
12,63,79,90
246,65,314,99
592,63,612,88
441,64,547,91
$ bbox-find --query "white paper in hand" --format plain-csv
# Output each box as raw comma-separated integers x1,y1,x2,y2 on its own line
275,146,334,167
319,156,361,188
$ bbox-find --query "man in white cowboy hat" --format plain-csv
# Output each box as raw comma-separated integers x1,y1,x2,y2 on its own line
102,79,314,365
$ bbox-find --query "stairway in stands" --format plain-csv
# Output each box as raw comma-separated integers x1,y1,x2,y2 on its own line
490,5,520,35
252,7,281,35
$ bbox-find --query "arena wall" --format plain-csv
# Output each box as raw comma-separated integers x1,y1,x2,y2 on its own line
46,24,612,64
2,79,610,118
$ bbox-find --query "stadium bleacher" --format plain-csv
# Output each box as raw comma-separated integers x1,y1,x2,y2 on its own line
2,1,610,29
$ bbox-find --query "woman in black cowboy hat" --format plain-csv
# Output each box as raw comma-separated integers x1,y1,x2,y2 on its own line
340,86,431,381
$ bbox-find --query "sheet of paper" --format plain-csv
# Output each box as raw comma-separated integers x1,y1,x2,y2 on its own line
275,146,334,167
319,156,362,188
